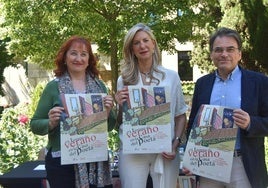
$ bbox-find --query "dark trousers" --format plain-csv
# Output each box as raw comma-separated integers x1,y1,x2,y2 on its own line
45,150,113,188
45,150,75,188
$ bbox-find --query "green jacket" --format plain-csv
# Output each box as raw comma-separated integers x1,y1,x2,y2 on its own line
30,79,116,152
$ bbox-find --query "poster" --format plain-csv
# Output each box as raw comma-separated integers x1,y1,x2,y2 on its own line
122,86,172,154
60,93,108,165
183,104,238,183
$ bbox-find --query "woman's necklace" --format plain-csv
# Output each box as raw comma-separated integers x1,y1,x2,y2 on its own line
140,71,151,83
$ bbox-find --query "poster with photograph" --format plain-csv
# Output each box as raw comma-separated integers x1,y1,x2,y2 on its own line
183,104,238,183
60,93,108,165
122,86,172,154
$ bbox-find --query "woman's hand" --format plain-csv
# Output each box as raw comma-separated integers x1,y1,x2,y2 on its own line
162,150,177,160
104,95,114,116
115,87,128,106
48,106,65,131
182,167,193,176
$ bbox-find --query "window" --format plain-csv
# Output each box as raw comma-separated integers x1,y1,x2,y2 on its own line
178,51,192,81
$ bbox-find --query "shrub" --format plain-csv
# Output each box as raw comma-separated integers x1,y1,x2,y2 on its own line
181,81,195,96
0,102,47,174
0,82,47,175
108,128,120,152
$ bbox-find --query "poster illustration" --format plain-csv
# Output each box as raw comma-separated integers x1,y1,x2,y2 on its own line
122,86,172,154
60,93,108,165
183,104,238,183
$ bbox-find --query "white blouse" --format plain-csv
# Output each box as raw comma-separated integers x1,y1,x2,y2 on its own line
117,66,188,138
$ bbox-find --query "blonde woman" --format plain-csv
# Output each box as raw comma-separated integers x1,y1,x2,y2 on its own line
115,23,188,188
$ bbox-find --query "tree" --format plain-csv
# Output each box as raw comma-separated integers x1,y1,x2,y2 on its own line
188,0,223,73
241,0,268,72
0,0,203,95
190,0,268,74
0,37,15,96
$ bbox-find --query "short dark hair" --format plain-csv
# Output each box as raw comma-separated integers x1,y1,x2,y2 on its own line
209,27,242,52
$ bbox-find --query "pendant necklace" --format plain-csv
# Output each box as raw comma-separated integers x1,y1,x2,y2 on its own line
141,71,151,83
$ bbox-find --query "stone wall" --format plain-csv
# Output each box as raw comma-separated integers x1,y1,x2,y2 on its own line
0,63,52,107
27,63,53,87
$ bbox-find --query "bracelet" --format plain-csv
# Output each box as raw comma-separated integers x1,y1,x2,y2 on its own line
174,136,183,144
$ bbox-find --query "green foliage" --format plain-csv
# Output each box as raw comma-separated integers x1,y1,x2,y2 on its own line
0,81,47,174
190,0,268,74
28,81,46,116
190,41,215,73
0,0,204,95
0,102,47,175
108,129,120,152
0,38,15,96
181,81,195,96
240,0,268,72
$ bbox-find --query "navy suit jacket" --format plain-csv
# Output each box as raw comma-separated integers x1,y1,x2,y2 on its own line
187,67,268,188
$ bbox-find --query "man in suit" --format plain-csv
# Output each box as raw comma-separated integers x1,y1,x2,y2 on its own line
187,27,268,188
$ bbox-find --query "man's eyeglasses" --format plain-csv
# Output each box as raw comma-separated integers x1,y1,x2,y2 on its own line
212,47,240,54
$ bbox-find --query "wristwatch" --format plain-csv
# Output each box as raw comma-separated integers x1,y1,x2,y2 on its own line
174,136,183,144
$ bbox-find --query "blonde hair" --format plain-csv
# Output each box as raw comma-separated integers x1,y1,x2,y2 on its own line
121,23,165,85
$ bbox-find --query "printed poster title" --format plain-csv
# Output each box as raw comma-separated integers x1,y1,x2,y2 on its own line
64,135,96,157
126,126,160,146
187,147,228,167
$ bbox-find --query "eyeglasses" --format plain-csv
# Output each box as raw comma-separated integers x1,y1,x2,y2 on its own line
212,47,240,54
